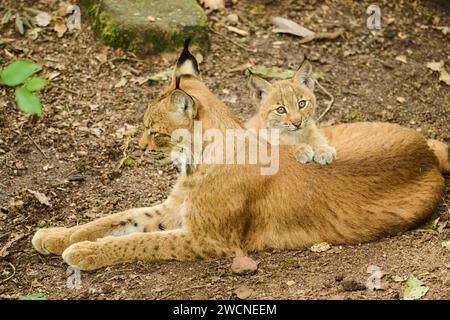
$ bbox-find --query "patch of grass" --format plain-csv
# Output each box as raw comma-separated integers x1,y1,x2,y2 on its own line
122,157,137,168
280,258,299,269
75,161,91,173
344,111,362,122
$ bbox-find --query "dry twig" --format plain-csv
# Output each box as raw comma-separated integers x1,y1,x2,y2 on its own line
0,262,16,284
26,133,48,158
316,80,335,121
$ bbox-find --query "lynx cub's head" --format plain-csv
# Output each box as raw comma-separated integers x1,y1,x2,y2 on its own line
248,59,317,135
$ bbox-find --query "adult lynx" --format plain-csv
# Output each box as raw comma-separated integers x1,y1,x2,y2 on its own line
32,41,448,270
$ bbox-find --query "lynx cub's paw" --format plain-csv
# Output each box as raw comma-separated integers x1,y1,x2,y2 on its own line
32,227,75,255
293,143,315,164
313,145,336,165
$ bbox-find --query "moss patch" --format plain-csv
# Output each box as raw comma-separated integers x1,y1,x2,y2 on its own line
81,0,209,55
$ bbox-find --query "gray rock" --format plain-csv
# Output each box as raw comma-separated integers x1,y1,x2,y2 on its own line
80,0,209,55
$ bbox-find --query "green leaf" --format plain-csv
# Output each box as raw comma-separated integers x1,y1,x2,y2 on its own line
148,75,161,82
247,65,295,80
0,60,42,86
403,275,429,300
24,76,48,92
15,87,42,116
312,72,324,81
17,292,47,300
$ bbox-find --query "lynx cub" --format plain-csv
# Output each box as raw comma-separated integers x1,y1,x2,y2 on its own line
246,59,336,165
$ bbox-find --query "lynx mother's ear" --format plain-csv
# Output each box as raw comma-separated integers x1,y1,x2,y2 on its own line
170,89,197,119
248,74,272,103
293,58,315,91
174,38,200,80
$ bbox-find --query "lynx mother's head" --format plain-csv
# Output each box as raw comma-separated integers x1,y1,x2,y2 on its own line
138,40,201,154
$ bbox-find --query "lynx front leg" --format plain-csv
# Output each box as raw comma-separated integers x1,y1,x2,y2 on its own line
32,196,182,255
62,229,234,270
308,128,336,165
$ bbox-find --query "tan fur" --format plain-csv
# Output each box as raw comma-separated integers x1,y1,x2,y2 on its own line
32,52,447,271
246,60,336,165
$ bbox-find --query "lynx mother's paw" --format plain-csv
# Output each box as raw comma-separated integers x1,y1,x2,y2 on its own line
32,227,72,255
62,241,106,271
294,144,315,164
314,146,336,165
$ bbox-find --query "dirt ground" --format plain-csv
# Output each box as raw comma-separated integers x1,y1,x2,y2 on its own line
0,0,449,300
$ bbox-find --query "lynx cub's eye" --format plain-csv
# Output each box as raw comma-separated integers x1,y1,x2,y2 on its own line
275,106,287,115
298,100,308,109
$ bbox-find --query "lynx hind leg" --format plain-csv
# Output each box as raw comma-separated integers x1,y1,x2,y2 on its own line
62,229,234,270
293,143,315,164
32,206,165,256
313,144,336,165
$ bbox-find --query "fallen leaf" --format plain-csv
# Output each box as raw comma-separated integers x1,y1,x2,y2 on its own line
403,275,428,300
426,61,444,72
433,26,449,36
54,19,67,37
35,12,52,27
15,14,25,35
115,78,127,88
231,256,258,275
28,189,51,206
438,69,450,85
395,55,407,63
28,27,43,40
1,9,12,25
392,275,408,282
234,286,253,300
0,233,25,257
426,61,450,86
309,242,331,252
47,71,61,80
271,17,314,37
95,53,108,64
396,97,406,103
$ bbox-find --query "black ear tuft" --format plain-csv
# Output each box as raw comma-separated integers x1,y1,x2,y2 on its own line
176,38,199,75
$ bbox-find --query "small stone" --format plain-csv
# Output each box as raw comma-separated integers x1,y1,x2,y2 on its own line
234,286,253,300
231,256,258,275
309,242,331,253
286,280,296,286
227,13,239,25
341,279,366,292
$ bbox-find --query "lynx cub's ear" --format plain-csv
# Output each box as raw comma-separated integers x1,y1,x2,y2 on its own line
248,74,272,103
293,59,314,91
170,89,197,118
